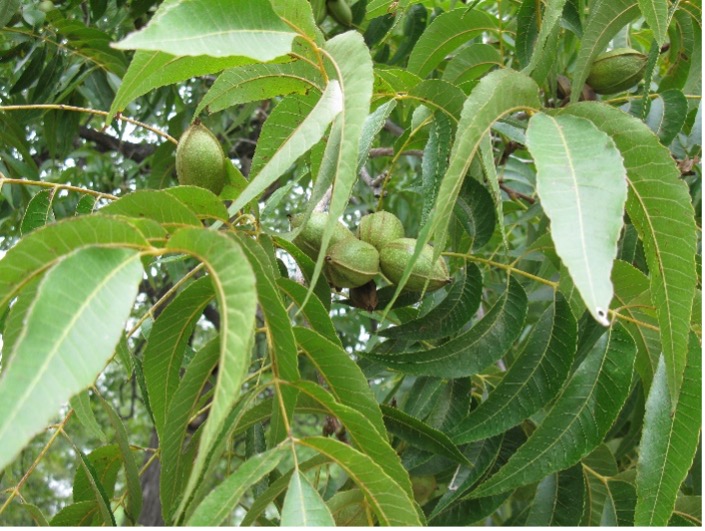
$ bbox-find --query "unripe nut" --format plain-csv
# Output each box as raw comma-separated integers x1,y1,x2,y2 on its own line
380,238,450,292
176,123,227,195
586,48,647,94
357,211,405,251
325,239,380,289
291,212,355,261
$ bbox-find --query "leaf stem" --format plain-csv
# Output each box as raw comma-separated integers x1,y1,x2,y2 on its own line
0,104,177,144
443,251,559,288
0,174,119,201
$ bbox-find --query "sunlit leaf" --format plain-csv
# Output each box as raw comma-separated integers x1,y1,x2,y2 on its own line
527,112,628,325
0,247,143,472
114,0,298,61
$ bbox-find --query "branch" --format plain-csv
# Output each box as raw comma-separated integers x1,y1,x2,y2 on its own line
79,126,156,163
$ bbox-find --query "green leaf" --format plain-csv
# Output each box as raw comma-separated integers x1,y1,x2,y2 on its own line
17,504,50,526
307,31,373,300
635,338,702,525
380,264,483,340
451,296,577,444
0,215,147,309
98,396,143,524
276,277,338,343
407,8,498,78
164,186,229,223
0,0,19,27
428,435,504,519
159,338,219,522
454,175,497,250
569,0,640,102
294,327,386,439
406,79,465,122
270,0,324,44
186,448,286,526
98,189,202,229
165,228,257,519
281,470,336,526
113,0,298,61
525,465,585,526
442,43,502,92
0,247,142,472
1,277,40,367
143,276,214,437
611,260,660,388
365,276,527,378
108,51,252,121
522,0,569,79
50,501,101,526
68,449,117,529
471,325,636,497
380,404,470,465
72,445,121,504
298,437,423,526
527,112,627,326
562,102,697,402
227,80,341,215
69,391,107,443
603,479,637,526
21,189,54,235
196,60,324,116
232,234,299,446
638,0,668,45
52,17,127,75
398,70,539,309
241,455,331,526
643,89,689,145
290,380,413,497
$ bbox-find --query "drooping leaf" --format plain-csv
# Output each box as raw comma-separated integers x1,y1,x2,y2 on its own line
443,43,502,92
527,112,628,326
276,277,338,343
380,264,482,340
294,327,386,439
108,51,252,121
69,449,116,528
165,228,257,519
638,0,668,45
159,338,218,521
570,0,640,102
0,216,148,309
522,0,569,79
98,396,143,524
113,0,298,61
232,234,299,446
143,276,214,437
451,296,577,444
72,445,121,505
635,338,702,526
20,189,54,235
562,102,697,402
98,189,202,229
454,173,497,250
196,60,324,116
525,465,586,526
186,448,286,526
643,89,689,145
69,391,107,443
297,437,423,526
227,80,342,216
471,324,637,497
391,70,539,309
0,247,142,472
364,276,527,378
280,470,336,526
307,31,373,301
407,8,498,78
380,404,470,465
50,501,101,526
